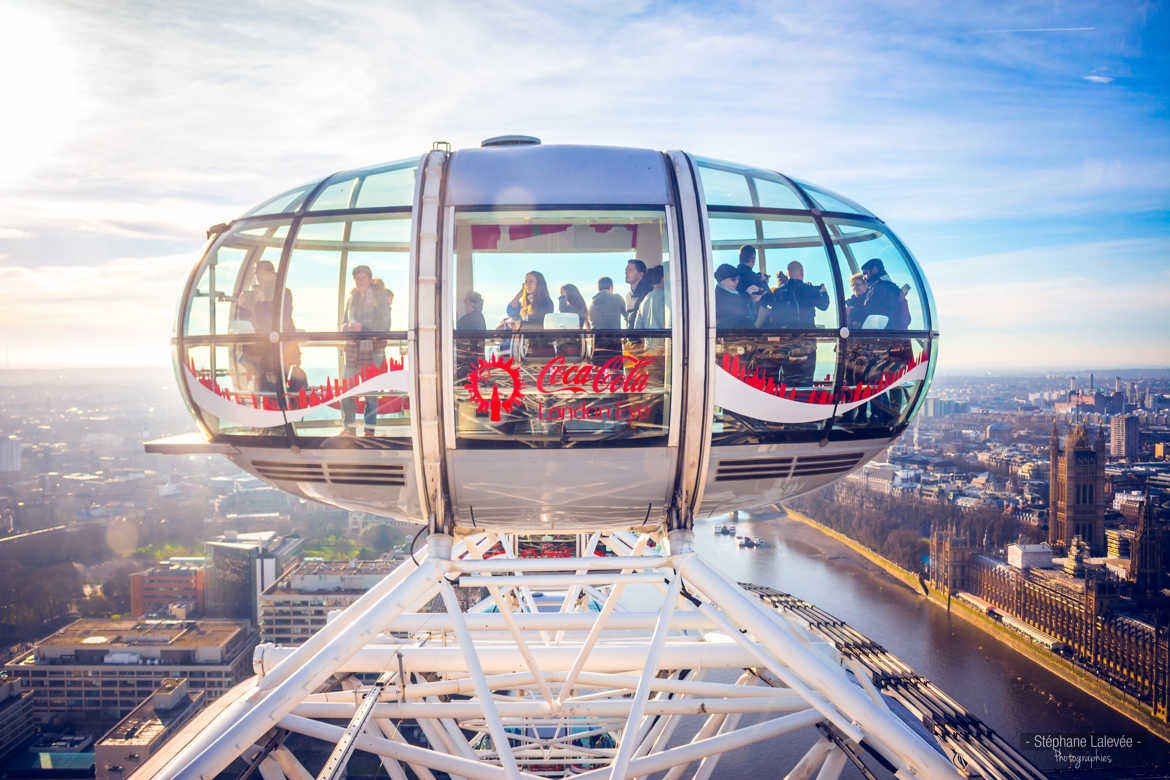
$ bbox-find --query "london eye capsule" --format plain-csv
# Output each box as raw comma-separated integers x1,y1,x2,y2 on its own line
154,138,937,531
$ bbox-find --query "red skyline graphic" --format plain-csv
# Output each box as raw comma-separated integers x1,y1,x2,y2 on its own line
721,350,928,405
187,355,406,411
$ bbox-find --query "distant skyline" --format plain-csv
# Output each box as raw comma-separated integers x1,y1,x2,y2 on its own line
0,0,1167,370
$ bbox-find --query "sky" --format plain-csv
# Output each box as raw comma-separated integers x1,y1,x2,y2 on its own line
0,0,1167,372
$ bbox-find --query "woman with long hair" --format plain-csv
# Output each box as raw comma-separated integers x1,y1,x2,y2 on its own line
558,283,589,327
506,270,554,328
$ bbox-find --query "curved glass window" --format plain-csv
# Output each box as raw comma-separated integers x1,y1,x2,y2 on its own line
179,212,413,444
278,214,412,441
281,215,410,333
829,336,931,439
243,182,316,218
451,209,673,448
353,160,418,208
824,218,928,331
695,156,806,210
708,213,838,329
794,180,873,217
307,158,420,212
180,220,295,439
184,220,290,339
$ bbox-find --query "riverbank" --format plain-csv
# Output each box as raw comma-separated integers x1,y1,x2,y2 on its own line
777,506,1170,746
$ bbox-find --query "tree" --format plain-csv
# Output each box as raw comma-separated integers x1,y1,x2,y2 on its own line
101,563,140,613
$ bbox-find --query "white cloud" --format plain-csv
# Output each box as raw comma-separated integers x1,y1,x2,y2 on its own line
0,1,1164,369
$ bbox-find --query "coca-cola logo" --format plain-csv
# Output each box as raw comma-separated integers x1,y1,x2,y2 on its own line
536,355,653,394
465,354,657,423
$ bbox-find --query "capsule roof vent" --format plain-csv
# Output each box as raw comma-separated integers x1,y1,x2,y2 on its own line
481,135,541,147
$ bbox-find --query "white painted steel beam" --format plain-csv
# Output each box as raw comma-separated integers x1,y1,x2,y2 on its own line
156,551,444,779
279,714,544,780
440,579,522,778
608,573,682,779
672,535,962,779
291,696,807,719
453,555,669,573
256,641,758,675
458,572,665,588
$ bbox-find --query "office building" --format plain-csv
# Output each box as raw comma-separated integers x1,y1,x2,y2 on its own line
260,559,400,645
204,531,303,624
0,677,35,760
1110,414,1140,460
129,560,206,618
3,618,255,719
94,678,205,780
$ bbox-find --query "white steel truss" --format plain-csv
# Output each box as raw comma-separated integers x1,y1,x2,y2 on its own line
135,529,977,779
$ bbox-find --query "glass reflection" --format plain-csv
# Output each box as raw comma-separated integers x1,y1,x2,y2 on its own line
289,339,410,442
182,343,287,438
712,335,839,443
825,218,927,331
832,336,930,437
453,332,670,448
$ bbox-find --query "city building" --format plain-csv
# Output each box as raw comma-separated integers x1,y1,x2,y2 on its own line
129,560,206,618
0,437,22,474
0,677,36,760
1006,543,1053,570
929,517,970,593
1048,424,1106,554
1128,495,1167,599
1106,528,1136,559
259,558,401,645
93,678,205,780
1111,414,1141,460
925,398,968,417
204,531,303,624
3,618,256,719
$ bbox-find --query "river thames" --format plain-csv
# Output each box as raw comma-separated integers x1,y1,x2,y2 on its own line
683,510,1169,779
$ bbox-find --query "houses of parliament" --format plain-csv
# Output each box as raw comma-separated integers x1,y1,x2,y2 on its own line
931,423,1170,724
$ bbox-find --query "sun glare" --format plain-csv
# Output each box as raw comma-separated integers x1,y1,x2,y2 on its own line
0,6,79,185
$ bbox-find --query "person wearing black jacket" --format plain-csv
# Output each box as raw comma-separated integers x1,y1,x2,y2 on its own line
859,257,911,423
860,258,905,329
735,245,768,298
772,261,829,327
844,272,869,330
714,264,755,329
768,261,829,386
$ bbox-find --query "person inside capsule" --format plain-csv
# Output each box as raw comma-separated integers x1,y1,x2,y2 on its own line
768,260,830,387
237,259,295,399
341,264,391,436
589,276,624,367
714,263,756,328
506,271,554,330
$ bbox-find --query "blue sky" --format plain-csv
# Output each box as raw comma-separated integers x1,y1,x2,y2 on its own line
0,0,1166,371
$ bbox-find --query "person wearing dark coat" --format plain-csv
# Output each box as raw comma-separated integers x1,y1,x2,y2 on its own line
844,272,870,330
766,261,829,386
734,245,769,300
714,264,755,329
859,258,911,423
860,258,904,329
455,290,487,382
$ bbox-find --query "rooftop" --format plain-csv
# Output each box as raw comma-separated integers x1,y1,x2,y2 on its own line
33,618,244,650
98,679,204,747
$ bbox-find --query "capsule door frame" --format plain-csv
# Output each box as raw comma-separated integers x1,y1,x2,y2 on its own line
435,198,686,531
